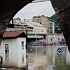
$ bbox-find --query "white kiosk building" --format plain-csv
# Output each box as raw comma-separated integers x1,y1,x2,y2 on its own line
0,31,27,67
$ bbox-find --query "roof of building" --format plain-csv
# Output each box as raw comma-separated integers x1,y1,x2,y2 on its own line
3,31,27,39
13,17,21,20
29,21,44,27
25,21,45,27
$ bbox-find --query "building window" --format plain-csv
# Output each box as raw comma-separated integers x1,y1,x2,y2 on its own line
22,55,24,63
22,41,24,49
42,30,43,32
58,38,60,41
51,39,52,41
5,44,9,61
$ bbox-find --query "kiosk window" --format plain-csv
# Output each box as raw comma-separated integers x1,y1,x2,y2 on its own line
5,44,9,61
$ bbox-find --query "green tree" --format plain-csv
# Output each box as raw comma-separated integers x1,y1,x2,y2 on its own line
49,14,62,33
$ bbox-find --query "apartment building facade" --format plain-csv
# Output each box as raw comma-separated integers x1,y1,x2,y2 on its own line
24,20,47,40
6,18,47,40
32,15,50,33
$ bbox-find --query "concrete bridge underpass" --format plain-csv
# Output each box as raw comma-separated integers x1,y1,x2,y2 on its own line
0,0,70,51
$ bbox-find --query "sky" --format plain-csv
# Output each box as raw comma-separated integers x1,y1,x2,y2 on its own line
14,1,55,21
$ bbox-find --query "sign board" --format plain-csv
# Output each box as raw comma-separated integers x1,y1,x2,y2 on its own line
57,48,62,55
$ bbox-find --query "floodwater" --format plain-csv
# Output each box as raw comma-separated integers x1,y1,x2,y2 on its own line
27,45,70,70
0,45,70,70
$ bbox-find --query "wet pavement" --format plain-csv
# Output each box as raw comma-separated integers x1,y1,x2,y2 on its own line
0,68,27,70
0,45,69,70
27,45,68,70
0,68,20,70
27,51,50,70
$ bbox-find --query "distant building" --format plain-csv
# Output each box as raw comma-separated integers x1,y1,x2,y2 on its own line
46,34,64,44
49,21,55,34
24,20,47,40
32,15,50,33
13,17,22,24
0,31,27,67
6,18,47,41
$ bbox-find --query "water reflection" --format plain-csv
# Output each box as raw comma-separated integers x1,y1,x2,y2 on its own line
27,45,70,70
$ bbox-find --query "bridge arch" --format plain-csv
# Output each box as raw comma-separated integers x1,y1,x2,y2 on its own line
0,0,70,51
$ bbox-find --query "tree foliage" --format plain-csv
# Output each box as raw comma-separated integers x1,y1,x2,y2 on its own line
49,14,62,33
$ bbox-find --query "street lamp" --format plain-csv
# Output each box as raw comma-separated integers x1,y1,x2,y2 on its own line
35,34,37,57
51,36,55,67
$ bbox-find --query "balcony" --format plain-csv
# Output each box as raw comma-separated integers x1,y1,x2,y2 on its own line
27,35,44,38
27,31,47,34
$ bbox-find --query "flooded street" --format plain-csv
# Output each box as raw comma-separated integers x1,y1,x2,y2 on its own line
0,45,70,70
27,45,70,70
28,55,50,70
0,68,20,70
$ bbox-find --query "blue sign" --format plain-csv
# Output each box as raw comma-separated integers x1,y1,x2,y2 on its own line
57,48,62,55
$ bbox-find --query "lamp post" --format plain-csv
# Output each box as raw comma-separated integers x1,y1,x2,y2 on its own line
51,36,55,67
35,34,37,57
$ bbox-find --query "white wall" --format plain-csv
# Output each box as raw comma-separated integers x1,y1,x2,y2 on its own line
46,34,63,44
17,38,26,67
33,26,47,34
0,38,18,66
0,37,26,67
